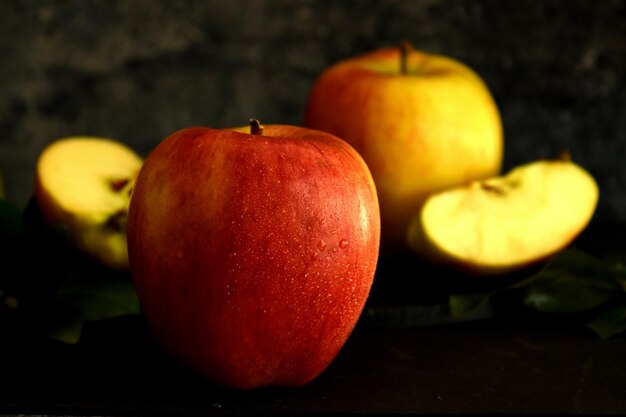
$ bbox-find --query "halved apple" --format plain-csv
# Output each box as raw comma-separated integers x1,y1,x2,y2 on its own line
35,137,143,270
406,158,599,276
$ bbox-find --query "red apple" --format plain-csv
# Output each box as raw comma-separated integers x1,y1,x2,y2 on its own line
127,120,380,389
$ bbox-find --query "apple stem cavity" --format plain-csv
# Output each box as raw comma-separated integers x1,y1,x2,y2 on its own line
399,41,413,75
250,119,264,136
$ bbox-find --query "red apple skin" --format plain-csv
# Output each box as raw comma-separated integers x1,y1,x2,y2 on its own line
127,125,380,390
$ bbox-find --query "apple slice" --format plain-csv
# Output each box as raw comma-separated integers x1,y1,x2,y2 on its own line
406,158,599,276
35,136,143,269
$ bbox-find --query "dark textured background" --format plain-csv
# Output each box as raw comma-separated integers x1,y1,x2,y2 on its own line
1,0,624,225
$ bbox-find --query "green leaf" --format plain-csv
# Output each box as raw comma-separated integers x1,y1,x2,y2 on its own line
586,302,626,339
523,271,617,313
523,250,623,314
449,292,495,318
42,274,140,344
21,196,49,229
616,264,626,292
9,227,70,299
0,195,140,345
0,198,23,237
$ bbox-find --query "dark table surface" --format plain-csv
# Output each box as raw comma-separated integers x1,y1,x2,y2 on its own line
1,221,624,417
1,313,625,416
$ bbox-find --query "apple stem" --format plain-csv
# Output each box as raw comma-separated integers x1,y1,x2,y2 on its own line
250,119,264,136
558,149,572,162
399,41,412,75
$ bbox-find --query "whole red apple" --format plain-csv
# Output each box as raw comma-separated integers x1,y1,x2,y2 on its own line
127,120,380,389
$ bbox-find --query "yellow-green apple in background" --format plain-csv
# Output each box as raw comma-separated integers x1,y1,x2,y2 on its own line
127,120,381,390
35,136,142,269
305,43,503,254
406,157,599,276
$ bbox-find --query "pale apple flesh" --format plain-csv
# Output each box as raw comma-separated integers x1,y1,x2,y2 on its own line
304,46,503,252
406,160,599,275
127,125,380,389
35,137,143,269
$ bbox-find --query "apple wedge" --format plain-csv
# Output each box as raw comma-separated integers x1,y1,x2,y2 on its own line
35,137,143,270
406,159,599,276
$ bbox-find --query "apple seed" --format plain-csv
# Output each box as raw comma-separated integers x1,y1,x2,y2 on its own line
110,178,130,192
479,182,506,195
476,179,521,196
105,209,128,232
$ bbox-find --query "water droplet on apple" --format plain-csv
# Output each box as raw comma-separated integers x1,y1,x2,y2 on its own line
317,240,327,251
177,250,183,258
339,239,349,249
300,220,313,232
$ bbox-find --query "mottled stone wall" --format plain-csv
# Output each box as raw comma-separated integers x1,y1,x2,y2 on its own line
1,0,624,224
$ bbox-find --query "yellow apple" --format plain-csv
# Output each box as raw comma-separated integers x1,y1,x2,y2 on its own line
406,158,599,276
305,43,503,253
35,136,143,269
